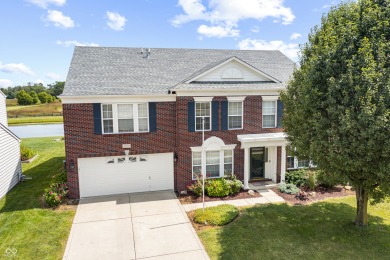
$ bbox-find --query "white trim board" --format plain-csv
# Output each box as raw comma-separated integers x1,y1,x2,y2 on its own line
60,95,176,104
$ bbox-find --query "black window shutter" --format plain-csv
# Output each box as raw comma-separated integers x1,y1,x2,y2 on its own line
93,103,102,135
188,101,195,132
149,102,157,132
212,101,219,131
221,101,228,130
277,99,284,128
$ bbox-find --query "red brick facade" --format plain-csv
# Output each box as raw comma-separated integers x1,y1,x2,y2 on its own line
63,95,283,198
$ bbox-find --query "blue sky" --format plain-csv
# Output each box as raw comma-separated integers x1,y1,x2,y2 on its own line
0,0,342,87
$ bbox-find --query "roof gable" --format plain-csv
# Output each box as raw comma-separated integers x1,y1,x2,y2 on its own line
185,57,281,83
0,123,20,142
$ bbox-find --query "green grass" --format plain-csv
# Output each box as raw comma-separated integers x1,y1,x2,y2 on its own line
198,197,390,260
194,205,239,226
8,116,63,125
0,137,75,260
6,99,62,115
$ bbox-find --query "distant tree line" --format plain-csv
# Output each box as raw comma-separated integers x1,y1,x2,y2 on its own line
1,81,64,105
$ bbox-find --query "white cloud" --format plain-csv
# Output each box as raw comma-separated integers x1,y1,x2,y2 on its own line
0,62,35,75
238,38,300,61
56,40,99,47
26,0,66,9
251,26,260,33
46,72,62,81
290,32,302,40
106,11,127,31
171,0,295,37
0,79,13,87
45,10,75,28
197,25,239,38
35,79,45,85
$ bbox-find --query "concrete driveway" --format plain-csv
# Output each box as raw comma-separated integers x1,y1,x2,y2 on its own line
63,190,209,260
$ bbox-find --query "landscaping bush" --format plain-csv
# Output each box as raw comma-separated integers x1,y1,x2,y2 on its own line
285,169,309,187
193,204,239,226
206,178,231,197
307,171,317,190
188,176,203,196
316,170,348,188
16,90,33,105
20,144,36,161
225,177,243,195
43,172,68,207
279,183,300,195
43,182,68,207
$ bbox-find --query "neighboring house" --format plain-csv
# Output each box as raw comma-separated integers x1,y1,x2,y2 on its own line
61,47,295,198
0,91,22,199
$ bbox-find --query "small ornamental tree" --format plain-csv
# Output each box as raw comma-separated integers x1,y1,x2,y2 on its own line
29,91,39,104
281,0,390,226
16,90,33,105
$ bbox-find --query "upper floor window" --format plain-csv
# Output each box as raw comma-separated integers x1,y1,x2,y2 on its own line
195,102,211,131
262,100,277,128
102,103,149,134
228,101,243,129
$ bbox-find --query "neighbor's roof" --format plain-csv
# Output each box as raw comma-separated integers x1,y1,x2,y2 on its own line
63,47,295,96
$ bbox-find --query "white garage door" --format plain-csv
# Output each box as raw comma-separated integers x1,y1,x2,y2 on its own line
78,153,174,198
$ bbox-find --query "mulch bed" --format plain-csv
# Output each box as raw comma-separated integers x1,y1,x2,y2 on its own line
177,190,261,204
272,185,355,205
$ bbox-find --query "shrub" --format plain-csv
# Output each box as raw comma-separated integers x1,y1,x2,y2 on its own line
193,204,239,226
52,171,67,183
20,144,36,161
47,94,56,103
224,175,243,195
307,171,317,190
279,183,300,195
43,182,68,207
16,90,33,105
29,91,39,104
316,170,348,188
296,190,309,201
38,91,53,103
206,178,231,197
188,175,203,196
286,169,309,187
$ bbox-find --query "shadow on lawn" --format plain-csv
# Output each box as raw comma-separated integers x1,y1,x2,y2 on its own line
213,202,390,260
0,157,64,213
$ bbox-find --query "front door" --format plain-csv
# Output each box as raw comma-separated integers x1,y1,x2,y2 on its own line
250,147,265,179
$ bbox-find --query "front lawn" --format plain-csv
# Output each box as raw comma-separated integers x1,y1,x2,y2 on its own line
197,196,390,260
0,137,75,259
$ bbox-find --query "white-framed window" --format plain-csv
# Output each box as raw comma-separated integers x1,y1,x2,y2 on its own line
102,103,149,134
287,156,295,169
287,155,316,170
228,101,243,129
102,104,114,133
192,149,235,179
195,102,211,131
262,100,277,128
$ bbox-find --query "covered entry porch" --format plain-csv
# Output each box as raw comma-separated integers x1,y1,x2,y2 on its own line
238,133,287,190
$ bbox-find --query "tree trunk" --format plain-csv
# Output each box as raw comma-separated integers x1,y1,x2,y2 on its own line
355,184,368,227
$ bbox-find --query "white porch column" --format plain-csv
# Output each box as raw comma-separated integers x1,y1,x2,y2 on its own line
244,147,250,189
280,145,286,183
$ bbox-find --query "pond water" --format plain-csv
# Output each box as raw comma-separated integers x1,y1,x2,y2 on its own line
9,124,64,138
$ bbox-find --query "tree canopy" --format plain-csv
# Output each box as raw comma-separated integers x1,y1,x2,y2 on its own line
281,0,390,226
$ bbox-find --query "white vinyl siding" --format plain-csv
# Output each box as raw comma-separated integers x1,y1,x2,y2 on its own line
102,103,149,134
262,101,277,128
228,101,243,129
0,126,22,199
195,102,211,131
0,94,7,127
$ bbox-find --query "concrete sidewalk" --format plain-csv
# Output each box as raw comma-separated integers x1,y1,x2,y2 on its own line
63,191,209,260
182,189,285,212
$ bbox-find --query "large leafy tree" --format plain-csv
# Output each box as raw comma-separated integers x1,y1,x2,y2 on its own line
281,0,390,226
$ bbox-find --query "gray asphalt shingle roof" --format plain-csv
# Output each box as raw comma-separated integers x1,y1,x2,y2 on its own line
63,47,295,96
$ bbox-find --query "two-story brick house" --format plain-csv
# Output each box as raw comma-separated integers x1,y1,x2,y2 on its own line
62,47,294,198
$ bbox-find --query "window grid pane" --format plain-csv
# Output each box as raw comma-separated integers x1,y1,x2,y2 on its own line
195,102,211,131
228,102,242,116
102,104,113,119
118,119,134,132
118,104,133,119
263,115,275,128
138,103,148,117
263,101,276,115
287,156,295,169
103,119,113,133
228,116,242,129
